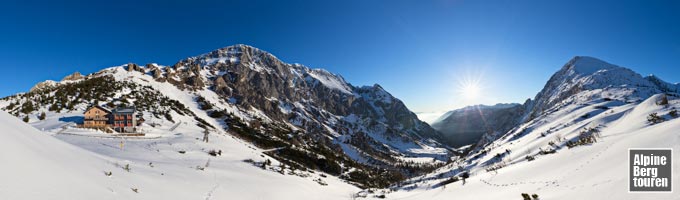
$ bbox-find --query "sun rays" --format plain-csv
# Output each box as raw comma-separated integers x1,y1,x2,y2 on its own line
456,72,484,100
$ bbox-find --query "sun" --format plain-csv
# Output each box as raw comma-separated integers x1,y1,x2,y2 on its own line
460,82,480,99
456,73,484,100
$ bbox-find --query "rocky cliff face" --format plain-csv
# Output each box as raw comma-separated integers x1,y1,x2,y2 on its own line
61,71,84,81
29,80,57,92
154,45,446,157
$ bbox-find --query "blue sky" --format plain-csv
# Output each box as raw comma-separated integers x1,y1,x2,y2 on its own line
1,0,679,114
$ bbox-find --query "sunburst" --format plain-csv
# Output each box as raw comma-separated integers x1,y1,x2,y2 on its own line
457,74,483,100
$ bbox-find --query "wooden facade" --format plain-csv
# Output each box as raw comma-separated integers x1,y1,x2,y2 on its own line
83,105,111,128
82,105,138,133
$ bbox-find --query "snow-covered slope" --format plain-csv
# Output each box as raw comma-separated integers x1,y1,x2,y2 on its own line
0,110,121,199
0,108,360,199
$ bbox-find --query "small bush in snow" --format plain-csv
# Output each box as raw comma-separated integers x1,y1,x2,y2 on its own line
164,113,174,122
47,103,60,112
566,127,601,148
539,147,556,155
460,171,470,184
658,95,669,106
670,110,678,118
22,115,29,122
521,193,539,200
647,113,664,124
460,171,470,179
104,171,112,177
261,159,271,169
521,193,531,200
131,188,139,193
5,101,17,110
486,161,507,172
207,149,222,156
38,112,46,120
123,164,131,172
196,96,213,110
278,164,286,174
20,102,35,114
314,178,328,186
525,155,535,161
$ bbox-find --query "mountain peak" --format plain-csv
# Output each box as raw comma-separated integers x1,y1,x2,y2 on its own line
523,56,669,123
216,44,260,54
203,44,276,59
29,80,57,92
177,44,281,68
61,71,84,81
563,56,621,75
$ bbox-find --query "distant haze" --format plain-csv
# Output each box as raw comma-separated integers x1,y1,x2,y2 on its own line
416,112,446,124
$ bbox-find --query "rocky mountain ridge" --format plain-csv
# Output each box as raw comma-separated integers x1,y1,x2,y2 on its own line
1,44,450,188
